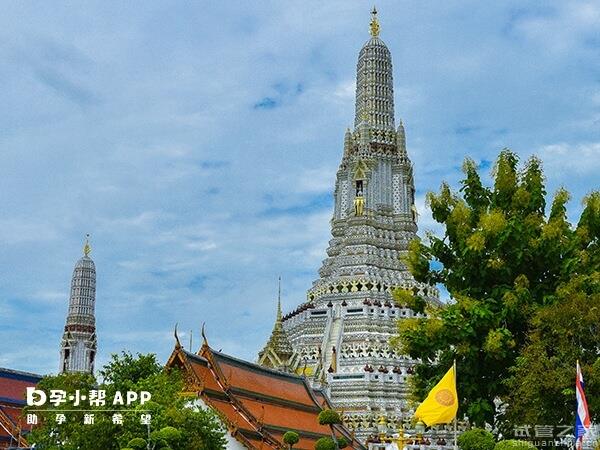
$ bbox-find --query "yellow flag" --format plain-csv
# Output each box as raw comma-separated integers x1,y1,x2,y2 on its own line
414,364,458,426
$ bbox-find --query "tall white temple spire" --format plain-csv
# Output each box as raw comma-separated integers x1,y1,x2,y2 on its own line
268,8,440,441
59,235,97,374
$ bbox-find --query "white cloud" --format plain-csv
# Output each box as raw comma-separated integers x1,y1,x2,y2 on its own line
333,79,355,101
0,219,61,245
536,142,600,176
509,1,600,53
296,166,337,193
33,290,68,303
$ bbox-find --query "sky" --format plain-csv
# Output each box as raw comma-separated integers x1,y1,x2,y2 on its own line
0,1,598,375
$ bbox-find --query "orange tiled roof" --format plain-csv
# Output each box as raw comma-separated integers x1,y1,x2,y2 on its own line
166,342,364,450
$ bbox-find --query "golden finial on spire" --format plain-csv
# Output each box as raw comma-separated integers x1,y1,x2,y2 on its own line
370,6,380,37
83,234,91,257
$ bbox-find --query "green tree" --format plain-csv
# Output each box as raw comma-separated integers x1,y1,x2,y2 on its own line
337,436,349,449
457,428,495,450
25,371,97,449
26,352,226,450
318,409,342,450
283,431,300,450
392,149,600,426
504,273,600,426
315,437,337,450
127,437,148,449
99,351,162,386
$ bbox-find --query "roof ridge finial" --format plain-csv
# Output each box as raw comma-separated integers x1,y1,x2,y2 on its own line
174,323,181,349
201,322,209,349
370,6,380,37
83,234,91,257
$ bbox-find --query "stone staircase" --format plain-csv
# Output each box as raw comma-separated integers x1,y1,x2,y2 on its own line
323,315,343,372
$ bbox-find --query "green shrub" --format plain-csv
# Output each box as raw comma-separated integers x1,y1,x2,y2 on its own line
155,439,170,449
337,436,349,449
127,437,147,450
284,431,300,448
457,428,495,450
315,437,336,450
156,426,181,443
494,440,536,450
318,409,341,425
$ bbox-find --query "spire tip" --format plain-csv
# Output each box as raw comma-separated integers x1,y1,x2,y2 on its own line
83,234,92,257
370,6,380,37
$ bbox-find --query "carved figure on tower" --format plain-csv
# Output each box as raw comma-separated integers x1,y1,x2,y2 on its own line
353,190,365,216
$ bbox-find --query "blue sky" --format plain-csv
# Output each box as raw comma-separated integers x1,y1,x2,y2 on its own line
0,1,598,375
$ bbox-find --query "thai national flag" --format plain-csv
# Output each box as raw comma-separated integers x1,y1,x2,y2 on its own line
576,361,592,450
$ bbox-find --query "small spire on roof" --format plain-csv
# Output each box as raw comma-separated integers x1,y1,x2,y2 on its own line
257,277,294,372
277,276,282,323
397,119,407,156
83,234,92,257
370,6,380,37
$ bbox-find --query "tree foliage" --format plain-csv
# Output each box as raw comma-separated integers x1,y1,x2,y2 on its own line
127,437,148,449
283,431,300,448
504,273,600,426
26,352,226,450
315,437,337,450
318,409,341,425
457,428,495,450
337,436,349,449
317,409,342,450
392,149,600,426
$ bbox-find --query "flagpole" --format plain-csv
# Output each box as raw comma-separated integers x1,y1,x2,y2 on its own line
454,359,458,450
576,360,580,450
